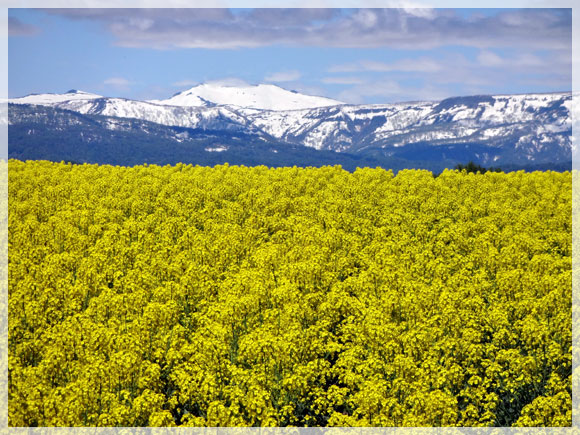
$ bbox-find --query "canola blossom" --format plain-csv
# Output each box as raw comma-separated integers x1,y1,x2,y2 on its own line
8,160,571,427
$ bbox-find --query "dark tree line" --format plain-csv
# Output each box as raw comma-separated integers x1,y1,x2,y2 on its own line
454,161,502,174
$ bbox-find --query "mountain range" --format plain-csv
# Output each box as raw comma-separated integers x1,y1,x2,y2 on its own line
8,83,572,172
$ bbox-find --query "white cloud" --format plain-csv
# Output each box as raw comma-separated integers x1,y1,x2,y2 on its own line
127,17,154,31
321,76,365,85
41,8,571,51
477,50,559,69
514,53,545,67
285,84,330,100
477,50,503,67
402,7,436,19
172,80,199,87
327,49,571,103
366,58,442,72
329,57,443,73
336,79,452,104
327,63,360,74
327,50,570,92
264,70,302,83
353,9,378,28
104,77,133,87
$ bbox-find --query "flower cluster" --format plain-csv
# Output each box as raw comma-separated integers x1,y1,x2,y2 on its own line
8,160,571,426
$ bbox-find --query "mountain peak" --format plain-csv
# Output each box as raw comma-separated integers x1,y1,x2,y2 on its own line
150,83,343,111
65,89,96,95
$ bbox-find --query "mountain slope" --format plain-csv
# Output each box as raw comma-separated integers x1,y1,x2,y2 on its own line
9,104,409,170
7,86,572,171
243,93,571,166
46,97,258,133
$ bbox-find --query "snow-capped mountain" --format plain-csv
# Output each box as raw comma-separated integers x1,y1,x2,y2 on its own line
8,85,572,171
149,83,343,111
52,97,258,133
246,93,571,157
10,89,102,106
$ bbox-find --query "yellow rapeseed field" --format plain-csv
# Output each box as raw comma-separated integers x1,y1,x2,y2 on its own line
8,160,572,426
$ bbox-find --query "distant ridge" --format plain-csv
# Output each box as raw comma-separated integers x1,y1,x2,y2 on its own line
8,86,571,172
12,89,102,106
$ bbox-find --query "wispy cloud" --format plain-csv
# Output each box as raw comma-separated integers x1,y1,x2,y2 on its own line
329,57,443,73
104,77,132,86
8,17,40,36
327,49,570,94
264,70,302,83
321,76,366,85
476,50,547,69
39,8,571,51
284,84,331,100
326,47,571,104
172,80,199,87
336,79,452,104
476,50,504,67
104,77,134,91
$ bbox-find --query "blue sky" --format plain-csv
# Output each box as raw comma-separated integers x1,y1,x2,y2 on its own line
8,8,572,104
